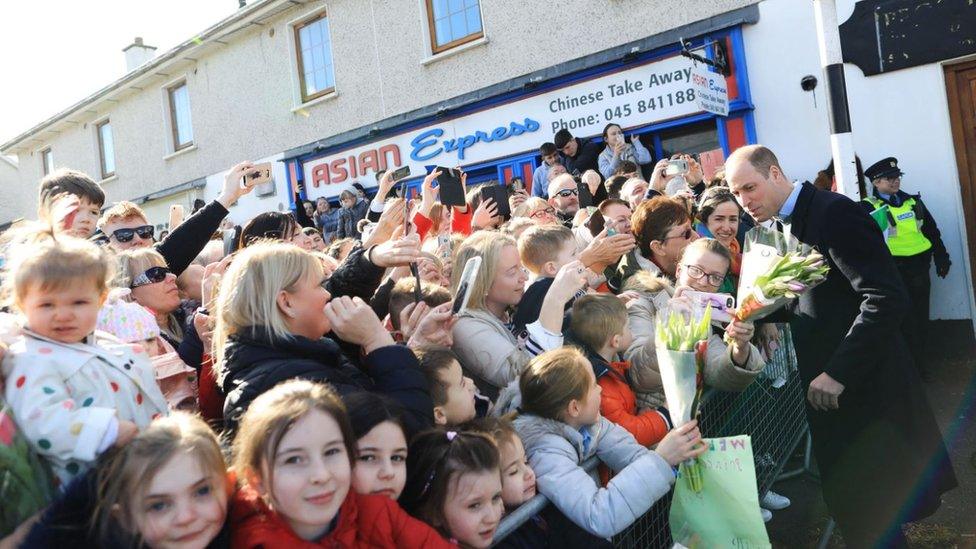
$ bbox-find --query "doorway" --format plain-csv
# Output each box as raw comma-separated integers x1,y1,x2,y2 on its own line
944,59,976,304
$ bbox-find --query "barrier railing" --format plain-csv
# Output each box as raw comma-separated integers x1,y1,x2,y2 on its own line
493,325,809,548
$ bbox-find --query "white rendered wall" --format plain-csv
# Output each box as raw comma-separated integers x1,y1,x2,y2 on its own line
743,0,974,320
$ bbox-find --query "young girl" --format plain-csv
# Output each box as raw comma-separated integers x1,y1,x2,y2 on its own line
399,429,504,548
512,347,705,539
94,411,231,547
462,417,611,549
344,392,409,501
229,379,454,548
1,232,168,487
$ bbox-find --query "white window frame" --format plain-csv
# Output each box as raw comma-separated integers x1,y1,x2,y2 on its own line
286,6,340,112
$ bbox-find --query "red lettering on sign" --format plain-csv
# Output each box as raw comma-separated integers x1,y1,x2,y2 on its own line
308,144,403,187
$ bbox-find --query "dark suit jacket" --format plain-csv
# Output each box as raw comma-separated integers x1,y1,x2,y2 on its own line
786,183,956,544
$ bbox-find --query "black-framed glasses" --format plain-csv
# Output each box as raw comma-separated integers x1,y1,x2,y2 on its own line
682,264,725,287
555,188,579,198
130,266,171,288
112,225,154,243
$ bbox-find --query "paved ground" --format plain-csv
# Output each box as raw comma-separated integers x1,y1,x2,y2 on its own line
765,320,976,548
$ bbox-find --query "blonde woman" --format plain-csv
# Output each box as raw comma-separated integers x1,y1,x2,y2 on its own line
450,231,586,396
213,241,433,433
114,248,185,346
513,197,559,226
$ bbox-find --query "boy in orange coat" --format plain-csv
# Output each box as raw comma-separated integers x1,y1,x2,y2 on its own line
569,295,671,447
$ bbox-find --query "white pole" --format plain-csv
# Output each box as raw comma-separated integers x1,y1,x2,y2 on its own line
813,0,859,201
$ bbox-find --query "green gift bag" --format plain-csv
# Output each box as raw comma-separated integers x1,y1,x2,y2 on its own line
669,435,770,549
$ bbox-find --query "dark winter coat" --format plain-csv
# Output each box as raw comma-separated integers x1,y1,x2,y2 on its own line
218,328,433,434
785,182,956,546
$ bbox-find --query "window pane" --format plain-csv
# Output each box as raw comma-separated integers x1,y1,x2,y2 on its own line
465,6,481,33
99,122,115,175
430,0,481,48
296,16,336,99
42,150,53,175
171,84,193,146
450,12,466,40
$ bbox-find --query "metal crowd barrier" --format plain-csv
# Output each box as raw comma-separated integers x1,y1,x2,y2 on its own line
493,325,809,548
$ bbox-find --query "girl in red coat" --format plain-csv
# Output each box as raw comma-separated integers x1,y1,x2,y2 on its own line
229,379,455,549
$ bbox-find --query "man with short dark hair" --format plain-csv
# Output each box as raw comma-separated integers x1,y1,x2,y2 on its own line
531,142,566,199
725,144,956,548
554,128,603,178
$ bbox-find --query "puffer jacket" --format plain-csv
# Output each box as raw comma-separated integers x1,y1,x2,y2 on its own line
512,413,674,539
230,484,455,548
621,272,766,408
588,352,670,447
218,327,432,434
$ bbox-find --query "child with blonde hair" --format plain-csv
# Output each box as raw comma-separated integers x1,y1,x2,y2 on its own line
1,231,168,487
512,347,704,538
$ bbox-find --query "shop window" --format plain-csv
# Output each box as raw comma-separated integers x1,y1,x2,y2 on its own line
40,147,53,176
658,120,720,158
167,82,194,151
96,120,116,179
426,0,483,54
294,12,336,102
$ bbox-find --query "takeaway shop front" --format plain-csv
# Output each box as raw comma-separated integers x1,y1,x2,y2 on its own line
286,26,756,203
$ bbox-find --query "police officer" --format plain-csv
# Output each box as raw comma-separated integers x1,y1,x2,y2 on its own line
861,157,951,379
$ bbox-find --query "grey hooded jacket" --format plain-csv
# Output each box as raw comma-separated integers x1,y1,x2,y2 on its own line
512,413,675,539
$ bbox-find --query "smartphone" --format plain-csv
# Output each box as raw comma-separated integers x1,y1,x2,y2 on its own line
391,165,411,181
435,166,466,207
241,163,273,188
685,290,735,323
452,256,483,315
479,184,511,220
665,159,689,176
577,181,594,208
437,233,452,261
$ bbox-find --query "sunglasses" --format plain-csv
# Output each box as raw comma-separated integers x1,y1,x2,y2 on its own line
130,266,171,288
112,225,154,243
555,188,579,198
662,228,694,241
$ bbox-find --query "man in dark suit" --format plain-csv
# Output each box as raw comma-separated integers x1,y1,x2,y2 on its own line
726,145,956,547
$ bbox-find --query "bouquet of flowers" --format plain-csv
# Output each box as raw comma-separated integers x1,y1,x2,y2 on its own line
656,305,711,492
732,225,829,325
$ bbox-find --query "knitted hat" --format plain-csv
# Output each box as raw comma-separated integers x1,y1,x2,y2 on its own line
97,290,160,343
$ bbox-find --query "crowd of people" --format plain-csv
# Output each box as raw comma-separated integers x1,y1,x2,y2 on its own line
0,123,957,548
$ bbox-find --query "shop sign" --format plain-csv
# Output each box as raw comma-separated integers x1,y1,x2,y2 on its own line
690,64,729,116
304,54,715,199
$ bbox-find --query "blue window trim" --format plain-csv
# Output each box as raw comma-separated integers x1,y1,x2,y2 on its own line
288,24,757,193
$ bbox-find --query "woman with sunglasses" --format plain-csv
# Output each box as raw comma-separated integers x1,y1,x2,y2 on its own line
694,187,744,294
621,238,765,413
616,196,699,288
115,249,185,347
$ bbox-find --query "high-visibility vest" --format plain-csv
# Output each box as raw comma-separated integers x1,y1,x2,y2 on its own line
864,196,932,256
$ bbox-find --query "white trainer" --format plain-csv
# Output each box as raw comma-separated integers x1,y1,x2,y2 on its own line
761,490,791,510
760,508,773,523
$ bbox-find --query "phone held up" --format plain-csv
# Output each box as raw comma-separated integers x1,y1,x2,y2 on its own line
685,290,735,323
452,256,483,315
241,163,273,189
